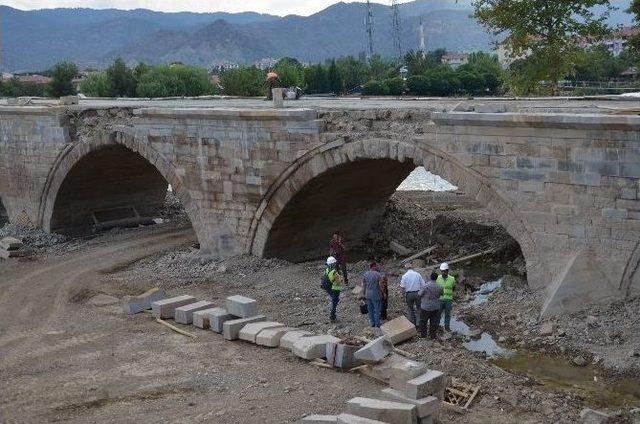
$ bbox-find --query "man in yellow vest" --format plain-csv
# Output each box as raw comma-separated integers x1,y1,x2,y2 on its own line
325,256,344,322
436,262,455,332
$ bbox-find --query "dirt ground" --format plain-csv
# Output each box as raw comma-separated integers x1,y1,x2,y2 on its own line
1,191,639,423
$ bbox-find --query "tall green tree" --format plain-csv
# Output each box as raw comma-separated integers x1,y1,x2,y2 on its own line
79,72,110,97
107,58,136,97
336,56,369,93
275,57,304,88
473,0,612,92
628,0,640,60
220,67,264,96
327,59,343,95
49,61,78,97
304,64,330,94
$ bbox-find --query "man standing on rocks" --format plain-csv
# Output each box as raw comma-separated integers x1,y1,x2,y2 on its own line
361,262,385,328
400,261,426,327
419,271,443,339
325,256,344,322
437,262,456,332
329,231,349,286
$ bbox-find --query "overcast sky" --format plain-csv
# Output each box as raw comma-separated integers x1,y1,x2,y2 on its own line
2,0,414,16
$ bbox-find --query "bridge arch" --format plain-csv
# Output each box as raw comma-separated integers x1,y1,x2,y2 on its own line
247,138,550,289
39,131,199,240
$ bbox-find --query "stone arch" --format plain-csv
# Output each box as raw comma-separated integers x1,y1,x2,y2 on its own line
247,138,550,289
39,131,199,239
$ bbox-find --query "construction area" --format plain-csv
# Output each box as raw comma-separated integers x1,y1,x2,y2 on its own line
1,185,639,423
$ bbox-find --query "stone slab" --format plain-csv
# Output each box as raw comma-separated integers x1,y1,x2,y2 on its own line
336,414,389,424
300,415,338,423
209,307,236,333
280,330,314,351
152,295,196,319
175,301,215,324
580,408,610,424
122,287,165,315
293,334,341,360
346,397,417,424
256,326,296,347
192,307,219,329
326,342,364,369
381,316,418,345
223,315,266,340
239,321,285,343
388,357,428,391
402,371,447,400
380,388,440,419
225,295,258,318
0,237,22,251
354,336,393,363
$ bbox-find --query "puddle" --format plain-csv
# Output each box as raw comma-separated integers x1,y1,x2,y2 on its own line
494,353,640,408
445,316,511,358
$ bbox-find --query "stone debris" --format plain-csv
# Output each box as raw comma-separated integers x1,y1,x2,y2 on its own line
239,321,285,343
87,294,120,307
326,342,364,369
175,300,215,325
208,307,235,333
192,307,219,329
293,334,341,360
380,388,440,420
0,237,22,250
225,295,258,318
389,240,412,256
280,330,315,351
256,326,296,347
380,316,418,345
354,336,393,363
580,408,610,424
336,413,389,424
300,415,338,423
151,295,196,319
402,371,447,400
539,322,554,336
122,287,165,315
223,315,266,341
388,358,428,391
345,397,417,424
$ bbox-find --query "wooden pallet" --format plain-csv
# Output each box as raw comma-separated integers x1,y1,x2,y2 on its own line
443,378,480,412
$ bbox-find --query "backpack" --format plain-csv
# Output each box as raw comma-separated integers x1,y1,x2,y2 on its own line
321,269,333,293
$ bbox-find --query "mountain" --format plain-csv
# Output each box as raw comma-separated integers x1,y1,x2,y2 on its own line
1,1,635,72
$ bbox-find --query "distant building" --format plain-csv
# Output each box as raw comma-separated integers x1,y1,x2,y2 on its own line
441,52,469,69
17,74,52,85
254,58,279,70
597,26,640,57
1,72,13,82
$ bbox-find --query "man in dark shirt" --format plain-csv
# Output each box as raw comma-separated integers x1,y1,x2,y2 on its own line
418,271,443,339
329,232,349,286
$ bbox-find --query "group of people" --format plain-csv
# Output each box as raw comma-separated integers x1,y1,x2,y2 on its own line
322,232,455,339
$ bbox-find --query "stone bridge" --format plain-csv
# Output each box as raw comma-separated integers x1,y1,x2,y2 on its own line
2,103,640,315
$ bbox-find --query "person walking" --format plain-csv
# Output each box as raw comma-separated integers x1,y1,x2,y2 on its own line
371,262,389,320
418,271,443,339
437,262,456,332
329,232,349,286
324,256,344,322
362,262,384,328
400,261,426,327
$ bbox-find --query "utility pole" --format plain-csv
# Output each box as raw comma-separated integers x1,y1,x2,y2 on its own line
391,0,402,60
365,0,375,61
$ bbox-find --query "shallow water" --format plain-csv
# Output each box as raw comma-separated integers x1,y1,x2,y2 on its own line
494,353,640,408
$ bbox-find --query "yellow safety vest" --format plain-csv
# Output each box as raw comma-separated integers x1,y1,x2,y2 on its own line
437,275,455,301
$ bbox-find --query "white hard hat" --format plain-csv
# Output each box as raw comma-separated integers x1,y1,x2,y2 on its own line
327,256,337,266
440,262,449,271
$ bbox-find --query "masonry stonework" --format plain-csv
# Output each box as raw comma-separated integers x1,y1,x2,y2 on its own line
1,105,639,315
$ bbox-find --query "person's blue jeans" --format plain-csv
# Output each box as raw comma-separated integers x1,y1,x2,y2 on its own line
329,290,341,320
367,297,382,327
439,300,453,331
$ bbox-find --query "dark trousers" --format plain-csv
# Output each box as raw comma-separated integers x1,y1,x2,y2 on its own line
405,291,421,325
329,289,340,320
420,308,440,339
340,262,349,286
439,300,453,331
381,297,388,320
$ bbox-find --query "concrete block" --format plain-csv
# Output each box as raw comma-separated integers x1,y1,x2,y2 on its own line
209,307,235,333
346,397,417,424
239,321,285,343
225,295,258,318
280,330,314,350
256,326,296,347
354,336,393,363
300,415,338,423
381,388,440,419
151,295,196,319
326,342,364,369
381,316,417,345
389,358,428,391
293,334,341,360
122,287,165,315
175,301,215,324
223,315,266,340
336,414,389,424
402,371,447,400
0,237,22,251
580,408,610,424
192,307,218,329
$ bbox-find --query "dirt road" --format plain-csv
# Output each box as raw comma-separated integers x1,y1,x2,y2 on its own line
0,226,381,423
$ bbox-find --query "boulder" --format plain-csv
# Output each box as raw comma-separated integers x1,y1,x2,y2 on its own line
381,316,418,345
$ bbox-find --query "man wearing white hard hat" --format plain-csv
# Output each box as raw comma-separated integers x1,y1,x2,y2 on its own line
436,262,456,332
324,256,344,322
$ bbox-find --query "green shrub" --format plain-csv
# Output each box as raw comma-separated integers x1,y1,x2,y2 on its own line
362,80,389,95
407,75,431,95
384,77,405,95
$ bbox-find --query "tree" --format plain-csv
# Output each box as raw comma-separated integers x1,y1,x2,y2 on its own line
627,0,640,60
474,0,612,92
304,64,329,94
275,57,304,88
336,56,369,93
137,65,217,97
49,61,78,97
368,55,396,80
107,58,136,97
362,80,389,95
384,77,405,95
404,49,446,76
327,59,343,95
79,72,110,97
220,67,264,96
